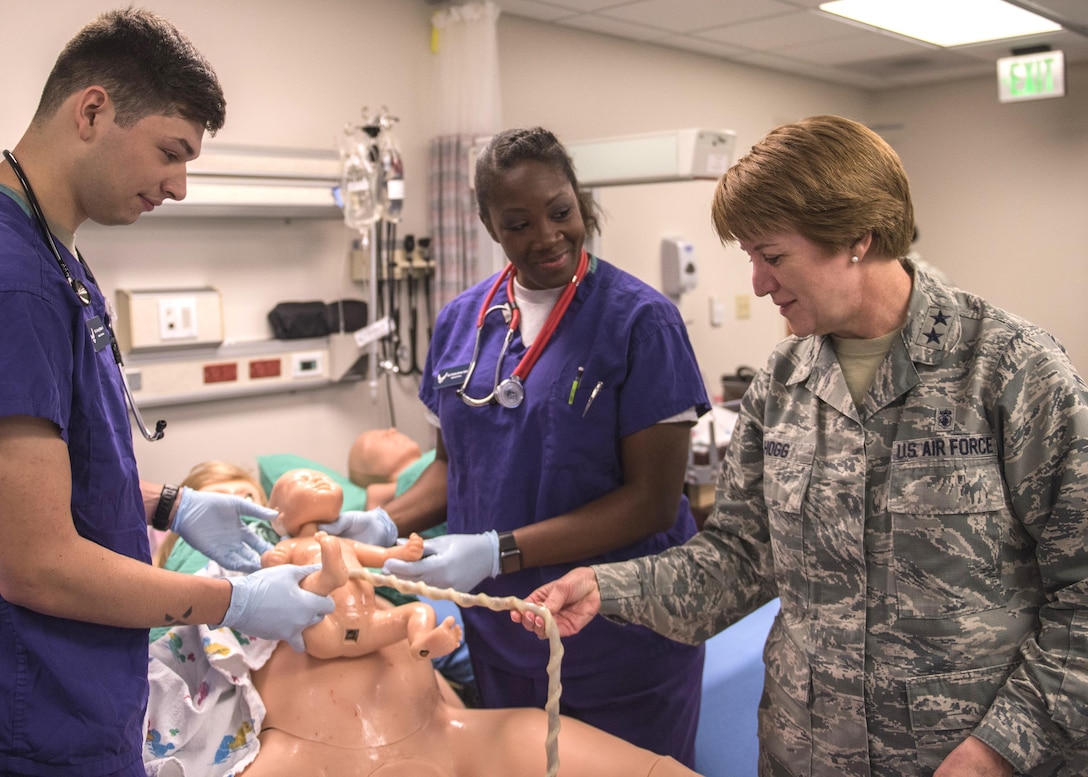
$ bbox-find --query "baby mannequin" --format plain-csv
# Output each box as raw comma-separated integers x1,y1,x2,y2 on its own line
347,428,423,508
243,473,696,777
260,469,447,661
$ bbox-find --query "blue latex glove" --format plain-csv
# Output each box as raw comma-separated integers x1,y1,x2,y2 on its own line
382,531,499,592
216,564,335,652
171,487,277,573
318,507,397,547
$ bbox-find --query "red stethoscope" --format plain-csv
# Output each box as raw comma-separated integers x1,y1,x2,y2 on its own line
458,249,588,409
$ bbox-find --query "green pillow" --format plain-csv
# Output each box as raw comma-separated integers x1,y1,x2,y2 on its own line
256,453,369,511
395,449,435,496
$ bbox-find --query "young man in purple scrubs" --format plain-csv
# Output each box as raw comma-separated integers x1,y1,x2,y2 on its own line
0,10,334,775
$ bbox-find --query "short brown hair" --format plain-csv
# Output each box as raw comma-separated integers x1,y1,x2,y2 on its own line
712,115,913,258
35,8,225,133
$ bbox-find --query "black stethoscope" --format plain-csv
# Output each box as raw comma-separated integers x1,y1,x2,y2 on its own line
2,149,166,442
458,249,588,409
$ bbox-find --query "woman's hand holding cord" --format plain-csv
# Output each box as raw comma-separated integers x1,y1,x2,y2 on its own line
513,566,602,639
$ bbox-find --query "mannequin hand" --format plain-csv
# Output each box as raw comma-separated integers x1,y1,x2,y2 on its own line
318,507,397,547
171,487,277,572
217,564,335,652
382,531,499,592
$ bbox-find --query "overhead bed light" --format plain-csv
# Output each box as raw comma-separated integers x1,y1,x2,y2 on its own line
151,143,342,219
819,0,1061,47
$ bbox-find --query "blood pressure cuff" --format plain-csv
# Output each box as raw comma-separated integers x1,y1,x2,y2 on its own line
268,299,369,339
325,299,368,333
267,301,329,339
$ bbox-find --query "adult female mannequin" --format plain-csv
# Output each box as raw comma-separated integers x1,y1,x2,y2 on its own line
245,530,697,777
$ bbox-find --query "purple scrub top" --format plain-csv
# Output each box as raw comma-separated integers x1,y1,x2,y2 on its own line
0,192,150,776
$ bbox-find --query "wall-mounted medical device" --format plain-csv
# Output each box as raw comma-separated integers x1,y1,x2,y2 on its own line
114,287,224,353
661,237,697,300
150,144,342,219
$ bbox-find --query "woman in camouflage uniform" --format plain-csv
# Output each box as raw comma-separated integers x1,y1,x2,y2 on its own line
517,115,1088,777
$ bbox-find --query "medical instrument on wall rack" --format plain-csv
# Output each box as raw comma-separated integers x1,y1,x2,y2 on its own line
2,149,166,442
418,236,435,344
400,234,423,376
458,250,588,409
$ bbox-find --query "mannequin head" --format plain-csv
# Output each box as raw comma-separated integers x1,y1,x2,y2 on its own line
182,460,267,504
268,468,343,537
348,428,422,488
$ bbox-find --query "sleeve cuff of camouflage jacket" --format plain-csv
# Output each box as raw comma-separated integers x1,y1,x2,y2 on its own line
972,693,1063,773
593,560,647,623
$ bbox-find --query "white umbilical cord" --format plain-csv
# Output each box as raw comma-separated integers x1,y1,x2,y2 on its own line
350,569,564,777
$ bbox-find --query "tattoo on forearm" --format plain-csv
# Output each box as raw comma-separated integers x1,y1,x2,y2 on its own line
161,606,194,626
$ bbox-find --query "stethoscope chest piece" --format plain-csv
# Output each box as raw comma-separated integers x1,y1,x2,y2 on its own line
496,376,525,408
457,250,589,410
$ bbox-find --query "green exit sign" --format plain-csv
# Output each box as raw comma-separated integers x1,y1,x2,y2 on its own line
998,50,1065,103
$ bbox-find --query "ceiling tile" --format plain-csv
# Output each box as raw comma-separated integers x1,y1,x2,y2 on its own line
475,0,1088,90
655,33,751,59
522,0,639,11
600,0,798,35
556,14,669,42
490,0,575,22
777,29,938,66
697,10,863,50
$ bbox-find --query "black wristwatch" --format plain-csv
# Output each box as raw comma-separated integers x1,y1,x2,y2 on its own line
152,484,180,531
498,531,522,574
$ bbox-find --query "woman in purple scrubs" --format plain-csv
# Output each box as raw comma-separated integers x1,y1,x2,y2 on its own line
377,127,710,767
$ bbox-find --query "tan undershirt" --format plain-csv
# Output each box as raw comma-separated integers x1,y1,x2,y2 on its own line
832,329,901,407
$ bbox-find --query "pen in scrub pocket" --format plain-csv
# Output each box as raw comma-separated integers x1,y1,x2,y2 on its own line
568,366,584,405
582,381,604,417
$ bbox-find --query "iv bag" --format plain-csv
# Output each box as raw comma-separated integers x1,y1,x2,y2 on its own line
339,128,379,231
378,131,404,224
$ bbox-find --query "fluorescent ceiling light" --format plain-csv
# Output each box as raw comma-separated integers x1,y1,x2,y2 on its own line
819,0,1062,47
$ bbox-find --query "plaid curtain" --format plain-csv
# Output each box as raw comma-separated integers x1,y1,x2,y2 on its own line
429,135,484,310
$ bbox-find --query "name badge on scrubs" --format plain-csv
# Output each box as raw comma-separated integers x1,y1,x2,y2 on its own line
86,315,110,353
435,364,471,390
